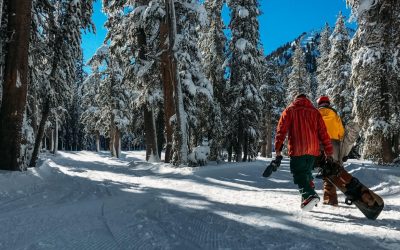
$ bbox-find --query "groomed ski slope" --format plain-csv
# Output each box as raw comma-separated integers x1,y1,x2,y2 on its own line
0,151,399,250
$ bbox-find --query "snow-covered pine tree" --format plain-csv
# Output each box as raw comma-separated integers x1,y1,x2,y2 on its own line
28,0,55,166
102,2,128,158
287,40,311,103
80,61,102,152
128,0,164,162
64,55,87,151
29,0,94,167
347,0,400,163
86,43,130,158
259,59,283,158
199,0,226,161
316,23,331,96
159,0,175,163
0,0,33,171
325,12,352,124
168,0,213,166
228,0,264,162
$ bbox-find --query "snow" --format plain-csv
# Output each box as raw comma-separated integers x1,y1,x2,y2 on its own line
238,6,249,18
0,151,399,249
236,38,248,52
347,0,378,18
16,70,21,88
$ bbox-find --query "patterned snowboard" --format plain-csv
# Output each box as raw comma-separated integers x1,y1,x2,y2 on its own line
323,162,384,220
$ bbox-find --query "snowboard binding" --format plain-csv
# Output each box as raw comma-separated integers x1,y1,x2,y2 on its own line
344,177,362,205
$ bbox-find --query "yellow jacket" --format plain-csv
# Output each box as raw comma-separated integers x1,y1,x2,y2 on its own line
318,107,345,140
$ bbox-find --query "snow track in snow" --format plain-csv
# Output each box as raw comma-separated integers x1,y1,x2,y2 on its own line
0,151,399,250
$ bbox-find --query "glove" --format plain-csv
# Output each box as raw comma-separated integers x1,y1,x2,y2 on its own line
262,155,283,177
271,155,283,171
320,155,340,177
325,155,334,165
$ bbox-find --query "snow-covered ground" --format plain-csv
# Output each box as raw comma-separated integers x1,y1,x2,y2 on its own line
0,151,399,250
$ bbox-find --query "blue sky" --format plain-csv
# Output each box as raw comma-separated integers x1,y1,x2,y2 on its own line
82,0,353,65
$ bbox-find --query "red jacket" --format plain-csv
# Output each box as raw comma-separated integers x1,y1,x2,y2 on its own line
275,97,333,157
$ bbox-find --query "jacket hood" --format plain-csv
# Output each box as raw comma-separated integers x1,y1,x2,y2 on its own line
291,97,314,108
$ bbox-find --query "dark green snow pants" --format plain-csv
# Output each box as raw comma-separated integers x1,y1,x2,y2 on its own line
290,155,318,200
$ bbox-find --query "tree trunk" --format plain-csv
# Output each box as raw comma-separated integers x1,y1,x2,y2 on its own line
235,119,243,162
110,120,116,157
266,123,272,158
156,109,164,159
242,133,248,162
160,7,175,163
50,129,54,152
136,14,160,162
260,131,267,158
167,0,189,166
114,128,121,158
29,99,50,167
52,118,58,154
265,110,273,158
144,106,159,161
95,131,100,152
0,0,33,171
167,0,188,166
227,144,232,162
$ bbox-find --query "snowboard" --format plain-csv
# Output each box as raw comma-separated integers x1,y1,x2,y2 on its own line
318,159,384,220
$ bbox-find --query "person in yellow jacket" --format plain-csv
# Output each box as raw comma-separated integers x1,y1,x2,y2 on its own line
317,96,345,206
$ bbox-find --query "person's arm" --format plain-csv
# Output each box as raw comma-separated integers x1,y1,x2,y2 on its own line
337,114,345,140
317,112,333,156
275,109,290,156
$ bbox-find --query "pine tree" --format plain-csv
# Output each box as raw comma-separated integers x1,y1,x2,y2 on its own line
325,12,352,124
228,0,264,161
260,60,284,158
102,0,164,161
102,2,128,158
287,40,310,103
200,0,226,161
80,52,103,152
347,0,400,163
169,0,213,166
132,0,163,162
316,23,331,97
29,0,94,167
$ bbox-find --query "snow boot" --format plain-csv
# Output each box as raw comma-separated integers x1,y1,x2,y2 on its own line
323,178,338,206
301,194,320,212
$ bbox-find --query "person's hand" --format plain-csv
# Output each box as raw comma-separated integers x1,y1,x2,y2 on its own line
275,155,283,164
325,155,334,164
276,151,282,157
271,155,283,171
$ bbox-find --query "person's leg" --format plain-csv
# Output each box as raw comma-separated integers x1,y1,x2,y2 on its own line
323,178,338,205
290,155,318,200
323,140,339,205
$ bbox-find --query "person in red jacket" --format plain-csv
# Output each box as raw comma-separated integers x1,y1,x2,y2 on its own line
275,94,333,211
